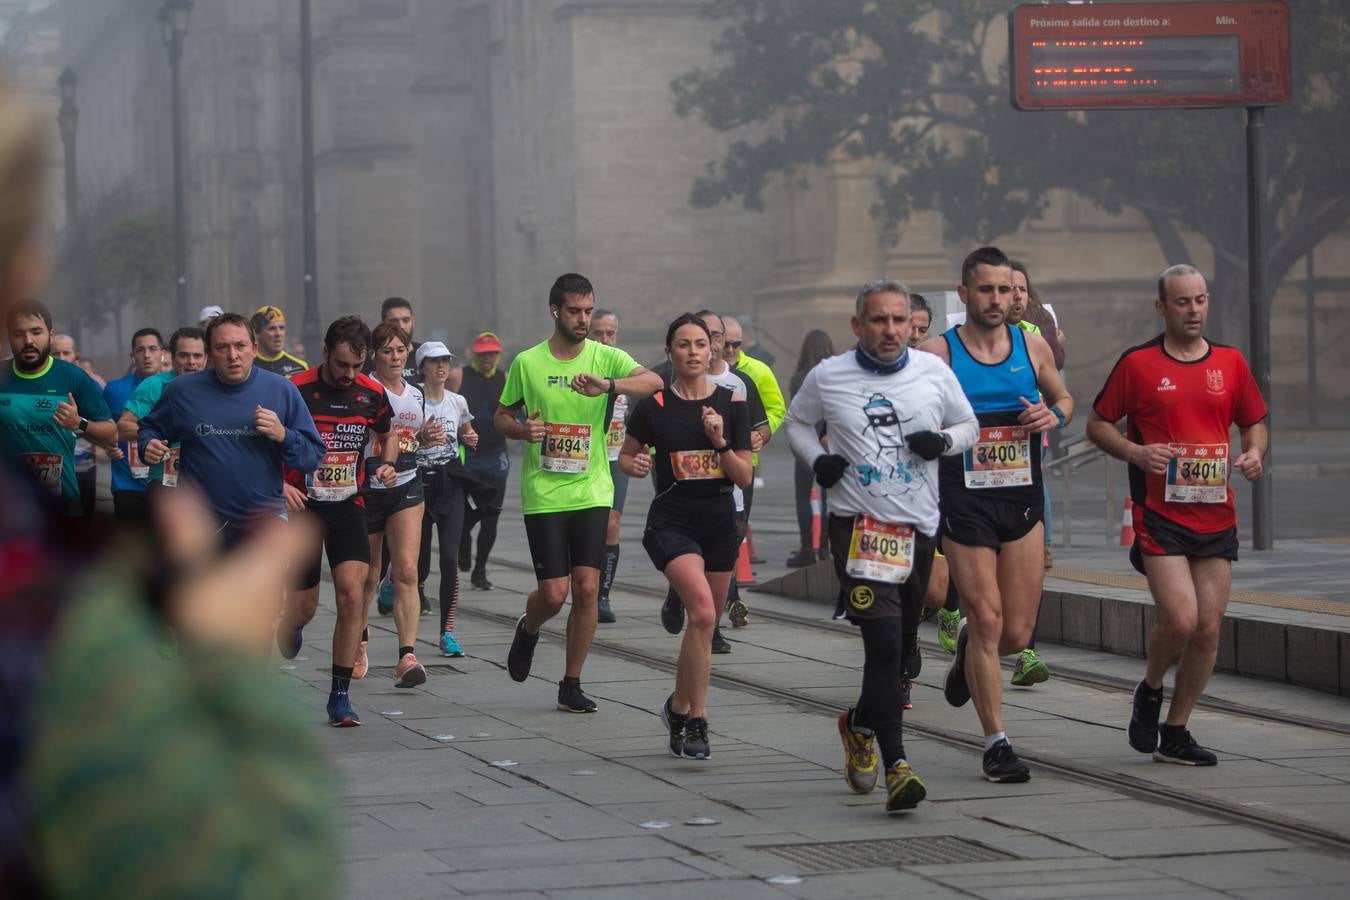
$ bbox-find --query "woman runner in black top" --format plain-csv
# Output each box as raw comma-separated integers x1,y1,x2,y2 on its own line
621,314,753,760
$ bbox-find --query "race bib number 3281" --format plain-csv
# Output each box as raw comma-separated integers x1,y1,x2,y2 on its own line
540,423,591,473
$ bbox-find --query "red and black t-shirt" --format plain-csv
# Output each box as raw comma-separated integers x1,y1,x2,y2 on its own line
286,368,392,503
1093,335,1266,534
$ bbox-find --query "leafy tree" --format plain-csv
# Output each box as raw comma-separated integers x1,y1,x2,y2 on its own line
673,0,1349,344
89,210,175,331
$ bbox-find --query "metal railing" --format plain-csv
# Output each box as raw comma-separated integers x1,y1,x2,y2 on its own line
1043,431,1116,548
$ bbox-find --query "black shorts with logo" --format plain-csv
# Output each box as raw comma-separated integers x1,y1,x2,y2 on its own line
523,506,611,580
364,477,424,534
827,514,936,622
642,493,739,573
296,497,370,590
940,491,1043,550
1130,505,1238,574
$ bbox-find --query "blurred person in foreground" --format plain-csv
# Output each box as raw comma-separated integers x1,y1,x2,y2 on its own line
0,80,334,899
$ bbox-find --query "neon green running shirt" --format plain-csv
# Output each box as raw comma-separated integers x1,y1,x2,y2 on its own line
500,339,640,515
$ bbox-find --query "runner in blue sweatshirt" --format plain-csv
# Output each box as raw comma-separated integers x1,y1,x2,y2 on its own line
138,313,324,539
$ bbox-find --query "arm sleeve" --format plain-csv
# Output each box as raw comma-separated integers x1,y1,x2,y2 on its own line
625,396,657,447
1092,352,1133,422
728,396,752,451
499,356,525,408
78,371,113,421
783,367,827,466
938,367,980,455
1232,354,1268,427
280,383,325,473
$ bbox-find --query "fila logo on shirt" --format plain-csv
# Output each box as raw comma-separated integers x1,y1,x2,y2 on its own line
1157,377,1177,393
546,375,571,389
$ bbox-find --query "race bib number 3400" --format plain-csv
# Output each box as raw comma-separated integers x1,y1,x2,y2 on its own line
964,426,1032,488
541,423,591,473
846,516,915,584
1165,443,1228,504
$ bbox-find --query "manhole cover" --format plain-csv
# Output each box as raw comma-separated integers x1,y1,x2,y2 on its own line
754,836,1014,871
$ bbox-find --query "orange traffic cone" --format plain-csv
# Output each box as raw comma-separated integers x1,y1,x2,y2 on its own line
1119,497,1135,546
746,523,765,564
736,538,755,587
810,487,822,552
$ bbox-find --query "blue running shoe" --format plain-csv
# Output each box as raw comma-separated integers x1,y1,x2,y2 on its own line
440,631,465,657
277,625,304,660
327,689,361,727
376,576,395,616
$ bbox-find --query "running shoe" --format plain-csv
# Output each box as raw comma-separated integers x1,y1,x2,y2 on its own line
352,640,369,680
440,631,465,658
982,740,1031,783
1044,545,1054,570
943,622,971,708
1011,648,1050,686
327,689,361,727
1128,680,1164,753
376,575,395,616
683,716,711,759
277,624,303,660
661,693,687,758
727,598,750,628
557,679,598,713
710,626,732,655
918,605,936,625
1154,727,1218,766
786,548,815,568
937,607,960,655
506,614,539,683
903,634,922,679
660,591,685,635
471,569,492,590
836,709,878,794
900,675,913,711
885,761,926,812
597,596,616,624
419,585,431,616
394,652,427,688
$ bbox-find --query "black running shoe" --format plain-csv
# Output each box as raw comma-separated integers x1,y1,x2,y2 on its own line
660,693,687,757
597,597,616,624
661,590,685,635
1128,681,1164,753
710,626,732,655
982,740,1031,783
1154,727,1217,766
900,675,913,711
557,679,598,713
903,633,921,679
943,622,971,708
506,614,539,683
683,716,711,759
471,569,492,590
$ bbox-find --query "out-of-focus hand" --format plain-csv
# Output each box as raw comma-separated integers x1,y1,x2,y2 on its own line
143,439,170,465
1017,396,1058,434
629,445,652,478
462,427,479,450
524,411,546,443
1130,443,1177,475
283,483,308,512
702,406,725,444
375,464,397,487
1234,449,1263,481
53,393,81,430
254,405,286,443
569,373,608,397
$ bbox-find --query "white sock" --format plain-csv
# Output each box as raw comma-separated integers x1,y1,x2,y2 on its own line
983,731,1008,751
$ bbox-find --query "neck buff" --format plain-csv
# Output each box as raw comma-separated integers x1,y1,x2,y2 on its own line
854,343,910,375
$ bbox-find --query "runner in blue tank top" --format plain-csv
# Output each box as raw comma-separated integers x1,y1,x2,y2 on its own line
917,246,1073,785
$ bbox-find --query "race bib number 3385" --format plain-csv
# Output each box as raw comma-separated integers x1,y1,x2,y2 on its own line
846,516,915,584
540,423,591,473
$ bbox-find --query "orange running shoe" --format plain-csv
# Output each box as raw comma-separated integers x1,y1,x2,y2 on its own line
394,652,427,688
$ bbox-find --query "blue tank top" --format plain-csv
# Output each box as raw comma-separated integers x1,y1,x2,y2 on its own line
944,323,1038,414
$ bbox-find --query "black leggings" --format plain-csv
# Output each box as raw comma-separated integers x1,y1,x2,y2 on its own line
792,460,827,550
854,616,910,768
420,470,466,635
460,476,507,571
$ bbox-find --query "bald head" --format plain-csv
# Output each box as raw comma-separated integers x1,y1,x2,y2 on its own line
51,333,76,362
721,316,742,364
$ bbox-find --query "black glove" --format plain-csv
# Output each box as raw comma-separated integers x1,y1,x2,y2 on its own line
905,430,950,461
812,453,850,488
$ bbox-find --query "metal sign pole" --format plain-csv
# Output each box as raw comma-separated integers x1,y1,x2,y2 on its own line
1247,105,1274,550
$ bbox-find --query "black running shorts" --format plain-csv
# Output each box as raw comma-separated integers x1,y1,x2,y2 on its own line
364,477,424,534
827,514,935,622
1130,505,1238,575
940,491,1043,550
295,498,370,590
523,506,611,580
642,494,739,572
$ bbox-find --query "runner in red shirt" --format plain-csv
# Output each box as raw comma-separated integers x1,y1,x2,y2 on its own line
276,315,398,728
1087,264,1267,767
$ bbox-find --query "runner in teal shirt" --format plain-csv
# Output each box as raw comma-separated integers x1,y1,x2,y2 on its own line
118,326,208,486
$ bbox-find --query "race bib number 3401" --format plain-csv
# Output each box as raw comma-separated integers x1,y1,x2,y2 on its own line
541,423,591,473
1165,443,1228,504
846,515,915,584
964,426,1032,488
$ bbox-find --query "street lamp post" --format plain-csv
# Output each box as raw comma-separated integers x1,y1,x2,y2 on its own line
159,0,193,326
57,66,80,346
300,0,320,357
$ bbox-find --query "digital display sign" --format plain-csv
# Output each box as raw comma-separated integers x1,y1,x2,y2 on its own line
1010,2,1291,110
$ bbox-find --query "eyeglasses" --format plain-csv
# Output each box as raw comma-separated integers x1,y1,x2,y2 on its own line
726,340,742,349
707,331,724,340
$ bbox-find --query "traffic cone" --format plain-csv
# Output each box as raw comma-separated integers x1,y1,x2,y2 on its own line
746,523,765,565
736,539,755,587
1119,497,1135,546
810,487,822,552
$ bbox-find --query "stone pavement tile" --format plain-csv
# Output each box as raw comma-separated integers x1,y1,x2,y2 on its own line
545,879,791,900
972,834,1100,860
1055,824,1289,858
980,798,1218,833
1141,849,1350,890
936,861,1173,890
396,717,537,742
511,764,693,805
427,834,686,872
438,857,712,893
946,876,1193,899
1079,893,1230,900
1233,886,1350,900
445,736,601,766
345,867,464,899
764,867,959,899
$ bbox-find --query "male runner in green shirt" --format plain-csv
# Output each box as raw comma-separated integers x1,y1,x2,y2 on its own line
498,273,662,712
2,300,116,515
117,326,208,488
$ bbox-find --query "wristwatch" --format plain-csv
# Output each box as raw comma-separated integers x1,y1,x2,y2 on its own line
75,416,89,435
713,442,732,453
606,377,616,395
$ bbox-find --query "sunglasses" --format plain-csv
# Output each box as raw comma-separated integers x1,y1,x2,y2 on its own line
726,340,743,349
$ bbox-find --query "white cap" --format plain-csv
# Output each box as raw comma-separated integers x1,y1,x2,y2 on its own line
198,305,224,322
415,340,455,368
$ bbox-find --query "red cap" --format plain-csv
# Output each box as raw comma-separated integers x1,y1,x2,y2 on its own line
472,332,502,353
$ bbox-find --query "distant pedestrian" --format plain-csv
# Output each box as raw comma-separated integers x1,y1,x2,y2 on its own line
787,329,835,567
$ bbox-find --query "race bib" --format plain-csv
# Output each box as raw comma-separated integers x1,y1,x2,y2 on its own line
162,446,181,487
127,441,150,480
309,450,359,501
606,419,626,462
846,516,915,584
1165,443,1228,504
964,426,1032,488
20,453,63,492
395,425,420,456
540,423,591,473
671,448,724,481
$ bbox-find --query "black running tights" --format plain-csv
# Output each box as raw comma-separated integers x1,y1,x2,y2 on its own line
460,476,506,571
420,477,466,635
855,616,910,768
